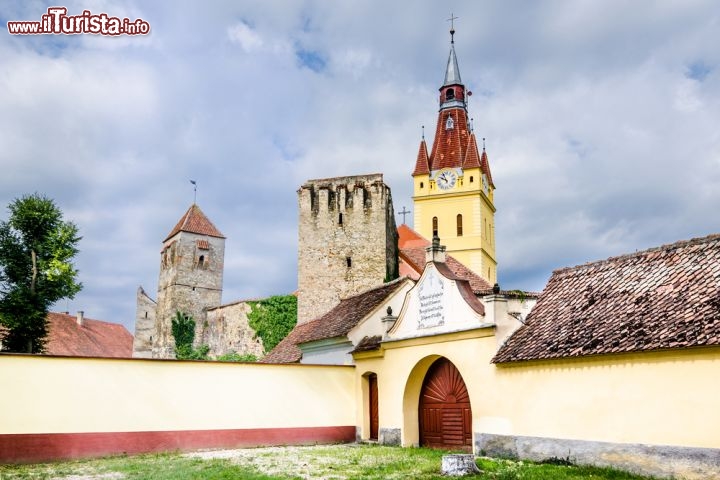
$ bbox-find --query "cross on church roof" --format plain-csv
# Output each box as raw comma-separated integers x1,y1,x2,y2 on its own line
398,206,411,224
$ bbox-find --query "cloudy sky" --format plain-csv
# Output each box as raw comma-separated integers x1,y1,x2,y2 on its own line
2,1,719,332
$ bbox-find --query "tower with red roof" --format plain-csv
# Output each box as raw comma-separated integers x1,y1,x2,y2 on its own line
147,204,226,358
412,26,497,284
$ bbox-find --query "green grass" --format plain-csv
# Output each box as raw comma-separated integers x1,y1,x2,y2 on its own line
0,444,663,480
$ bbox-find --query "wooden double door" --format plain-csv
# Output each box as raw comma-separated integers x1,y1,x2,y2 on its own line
418,358,472,450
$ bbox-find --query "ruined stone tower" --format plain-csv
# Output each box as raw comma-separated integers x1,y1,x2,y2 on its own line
151,204,225,358
297,174,399,324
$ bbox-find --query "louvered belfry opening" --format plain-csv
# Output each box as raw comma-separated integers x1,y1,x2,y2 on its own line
419,357,472,451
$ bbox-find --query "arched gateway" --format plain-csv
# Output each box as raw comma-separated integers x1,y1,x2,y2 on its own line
418,358,472,450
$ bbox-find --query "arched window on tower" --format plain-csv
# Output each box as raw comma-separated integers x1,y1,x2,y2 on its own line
446,88,455,101
445,115,454,130
432,216,438,237
198,255,205,269
457,214,463,237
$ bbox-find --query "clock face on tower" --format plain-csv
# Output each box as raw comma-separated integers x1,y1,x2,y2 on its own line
436,170,457,190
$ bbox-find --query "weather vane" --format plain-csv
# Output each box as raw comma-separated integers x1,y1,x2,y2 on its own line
190,180,197,204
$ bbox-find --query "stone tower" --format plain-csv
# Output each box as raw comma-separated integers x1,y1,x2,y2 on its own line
297,174,399,324
152,204,225,358
412,27,497,284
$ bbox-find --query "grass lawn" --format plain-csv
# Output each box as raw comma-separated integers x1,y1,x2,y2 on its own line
0,444,663,480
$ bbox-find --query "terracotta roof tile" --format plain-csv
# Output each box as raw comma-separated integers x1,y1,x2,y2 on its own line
412,139,430,175
398,225,492,294
44,312,134,358
262,279,408,364
462,133,482,169
430,108,471,171
165,204,224,242
351,335,382,353
480,148,494,187
398,224,431,249
494,233,720,363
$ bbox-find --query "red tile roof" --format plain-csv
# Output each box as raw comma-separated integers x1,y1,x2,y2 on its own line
412,139,430,175
398,223,431,249
262,279,409,364
462,133,481,169
44,312,134,358
430,108,471,171
480,148,494,187
494,233,720,363
398,225,492,293
165,204,224,242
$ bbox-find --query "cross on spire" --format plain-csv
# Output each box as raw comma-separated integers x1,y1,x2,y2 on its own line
398,206,411,224
447,13,459,42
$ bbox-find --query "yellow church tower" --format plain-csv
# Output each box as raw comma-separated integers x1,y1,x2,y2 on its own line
412,26,497,284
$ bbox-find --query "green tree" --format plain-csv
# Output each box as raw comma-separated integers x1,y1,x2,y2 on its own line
247,295,297,353
0,194,82,353
170,311,209,360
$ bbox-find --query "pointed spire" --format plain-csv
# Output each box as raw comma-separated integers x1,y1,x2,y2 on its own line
412,138,431,175
480,147,495,188
443,41,463,86
443,16,462,87
463,132,482,169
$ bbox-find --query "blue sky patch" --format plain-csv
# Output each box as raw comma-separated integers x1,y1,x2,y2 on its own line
295,46,327,73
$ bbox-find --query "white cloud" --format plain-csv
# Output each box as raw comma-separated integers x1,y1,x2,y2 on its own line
227,22,263,52
2,0,720,332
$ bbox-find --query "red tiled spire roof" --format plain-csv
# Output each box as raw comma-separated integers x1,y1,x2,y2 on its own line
429,108,471,171
480,148,494,187
462,133,481,169
164,204,225,242
412,139,430,175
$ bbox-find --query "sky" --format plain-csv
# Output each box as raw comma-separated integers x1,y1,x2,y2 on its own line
1,1,719,333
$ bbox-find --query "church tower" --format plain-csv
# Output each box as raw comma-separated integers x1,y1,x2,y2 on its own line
412,27,497,284
152,204,225,358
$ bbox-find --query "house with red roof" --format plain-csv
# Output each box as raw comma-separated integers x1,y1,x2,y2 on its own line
43,311,133,358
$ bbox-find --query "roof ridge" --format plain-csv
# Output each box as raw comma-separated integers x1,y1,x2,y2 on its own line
336,276,410,303
552,232,720,277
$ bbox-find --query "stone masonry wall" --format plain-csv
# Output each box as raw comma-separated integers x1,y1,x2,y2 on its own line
153,232,225,358
200,301,265,358
297,173,399,324
132,287,156,358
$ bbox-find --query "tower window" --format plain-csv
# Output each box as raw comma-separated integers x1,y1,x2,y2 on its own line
470,176,474,183
339,213,343,225
346,256,352,268
198,255,205,268
420,182,424,189
432,217,438,237
446,89,455,101
445,115,454,130
457,214,463,237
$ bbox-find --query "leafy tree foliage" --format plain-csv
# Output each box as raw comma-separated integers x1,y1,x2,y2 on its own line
0,194,82,353
216,351,257,362
170,311,209,360
247,295,297,353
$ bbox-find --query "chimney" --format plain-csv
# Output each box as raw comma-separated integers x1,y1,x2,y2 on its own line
425,234,447,264
76,311,85,327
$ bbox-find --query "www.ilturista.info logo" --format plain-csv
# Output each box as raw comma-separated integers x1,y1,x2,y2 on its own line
7,7,150,35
